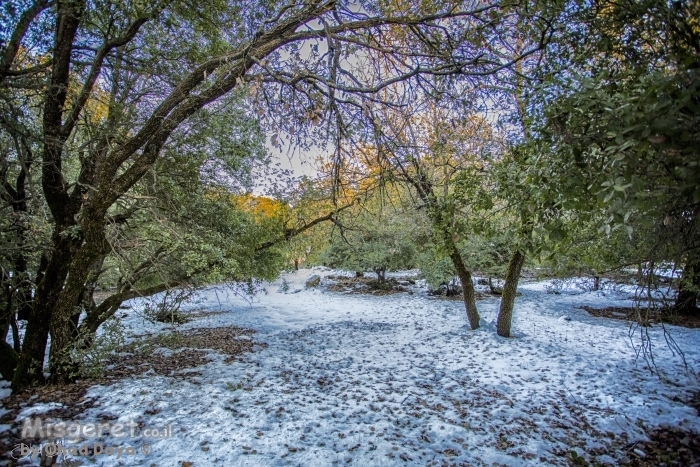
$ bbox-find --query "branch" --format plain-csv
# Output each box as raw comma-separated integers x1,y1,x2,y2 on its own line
0,0,52,83
61,14,153,138
256,200,355,251
94,1,337,214
79,281,186,335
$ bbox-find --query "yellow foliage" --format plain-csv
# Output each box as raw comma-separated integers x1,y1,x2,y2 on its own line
230,193,287,219
66,79,110,125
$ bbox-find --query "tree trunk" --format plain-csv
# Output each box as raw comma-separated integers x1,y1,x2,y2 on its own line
13,0,87,392
48,239,106,384
636,262,644,285
0,341,19,381
11,306,50,390
449,251,480,330
0,297,19,379
593,275,600,291
11,314,20,353
12,233,76,392
675,254,699,314
294,258,299,270
496,250,525,337
373,266,386,283
1,281,11,343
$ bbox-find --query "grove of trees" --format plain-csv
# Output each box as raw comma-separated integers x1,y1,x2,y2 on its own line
1,0,698,392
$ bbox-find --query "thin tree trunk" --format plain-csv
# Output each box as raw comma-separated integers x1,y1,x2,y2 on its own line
374,266,386,283
637,263,644,284
449,251,480,330
11,314,20,353
496,250,525,337
488,277,502,295
1,281,11,343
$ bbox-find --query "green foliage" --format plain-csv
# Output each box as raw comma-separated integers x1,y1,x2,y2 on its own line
508,0,700,285
417,253,455,290
64,318,126,380
91,91,290,306
534,69,700,231
322,195,421,278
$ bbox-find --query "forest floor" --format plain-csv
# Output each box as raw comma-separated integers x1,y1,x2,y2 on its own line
2,268,700,466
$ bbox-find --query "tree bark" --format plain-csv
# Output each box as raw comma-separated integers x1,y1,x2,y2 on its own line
449,250,480,330
12,233,76,391
496,250,525,337
48,221,109,383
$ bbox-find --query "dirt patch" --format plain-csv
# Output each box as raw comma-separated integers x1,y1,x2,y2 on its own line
620,427,700,466
114,326,265,375
582,306,700,329
325,275,415,296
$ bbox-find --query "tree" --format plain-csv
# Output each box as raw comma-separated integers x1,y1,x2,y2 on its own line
357,101,505,329
529,0,700,313
323,191,419,282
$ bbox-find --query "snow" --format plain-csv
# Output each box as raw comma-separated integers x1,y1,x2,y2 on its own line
4,268,700,466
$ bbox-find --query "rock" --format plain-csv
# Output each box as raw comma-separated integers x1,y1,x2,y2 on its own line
305,275,321,288
558,315,572,321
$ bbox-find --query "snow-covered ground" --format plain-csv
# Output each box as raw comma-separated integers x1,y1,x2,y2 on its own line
3,268,700,466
